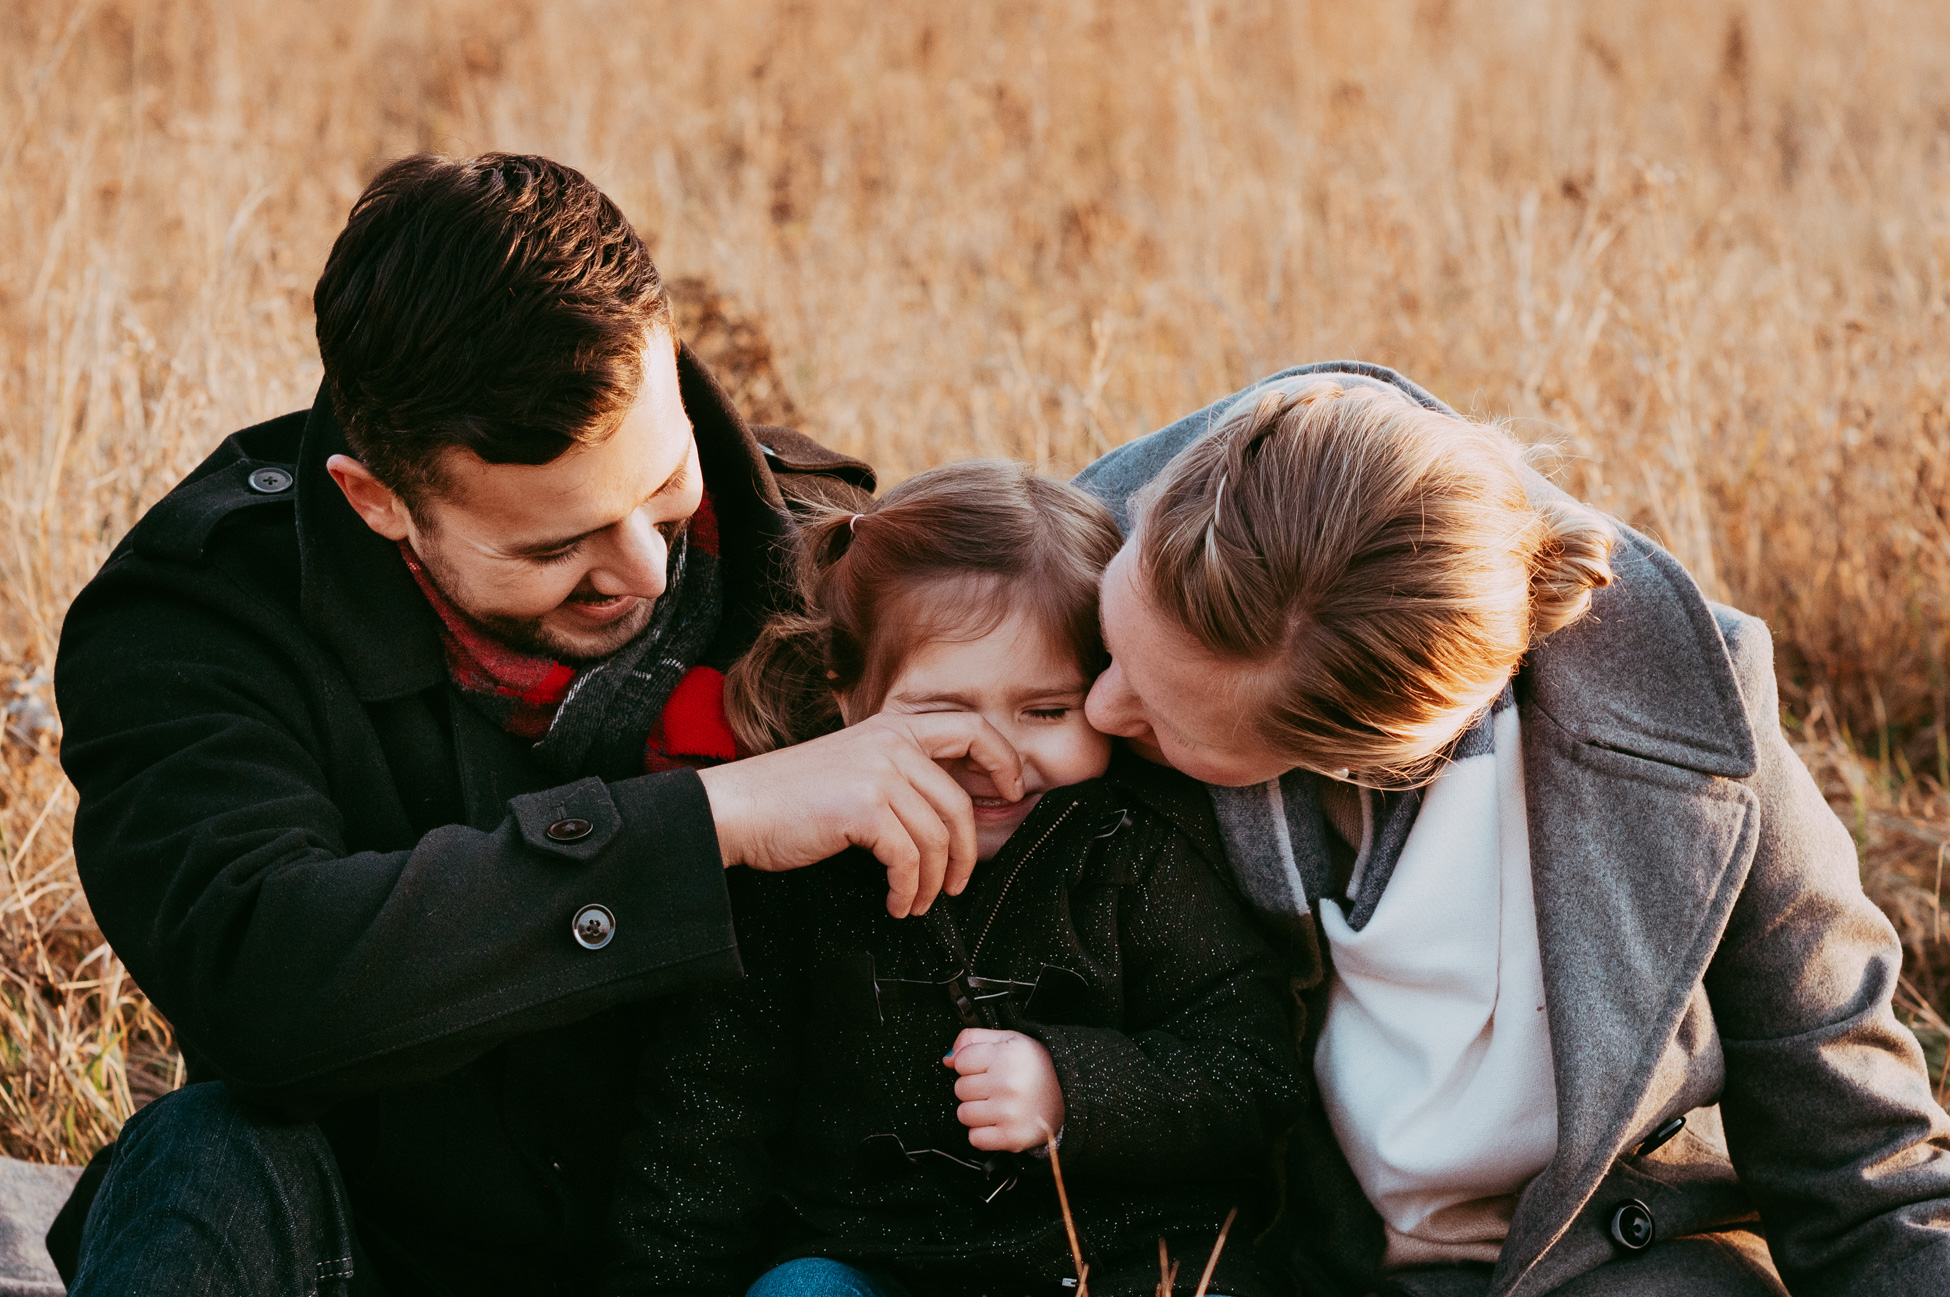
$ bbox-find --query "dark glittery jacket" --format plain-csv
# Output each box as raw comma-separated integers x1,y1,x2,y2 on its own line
604,754,1306,1297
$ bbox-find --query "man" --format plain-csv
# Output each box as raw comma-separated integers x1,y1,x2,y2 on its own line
1074,362,1950,1295
51,153,1021,1295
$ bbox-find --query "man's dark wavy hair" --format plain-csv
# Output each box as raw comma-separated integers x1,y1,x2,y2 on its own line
314,152,672,502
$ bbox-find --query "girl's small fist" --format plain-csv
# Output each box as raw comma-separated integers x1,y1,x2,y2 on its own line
944,1028,1066,1153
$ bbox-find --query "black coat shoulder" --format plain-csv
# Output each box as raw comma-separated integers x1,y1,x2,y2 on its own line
122,409,307,566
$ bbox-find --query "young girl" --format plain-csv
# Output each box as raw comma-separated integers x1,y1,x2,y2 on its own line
603,461,1303,1297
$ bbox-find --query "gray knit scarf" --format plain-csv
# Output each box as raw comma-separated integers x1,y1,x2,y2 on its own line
1207,686,1514,936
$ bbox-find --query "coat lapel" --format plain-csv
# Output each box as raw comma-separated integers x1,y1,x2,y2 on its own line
1490,513,1763,1296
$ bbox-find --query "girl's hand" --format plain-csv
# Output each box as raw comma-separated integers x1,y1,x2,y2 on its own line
944,1028,1066,1152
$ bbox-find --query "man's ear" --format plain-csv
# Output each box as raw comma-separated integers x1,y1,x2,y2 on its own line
326,454,414,542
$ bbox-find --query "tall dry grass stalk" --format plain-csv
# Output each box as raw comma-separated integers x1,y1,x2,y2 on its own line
2,0,1948,1160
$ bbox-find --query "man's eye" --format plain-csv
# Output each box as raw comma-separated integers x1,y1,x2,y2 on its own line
1026,708,1071,722
532,543,582,566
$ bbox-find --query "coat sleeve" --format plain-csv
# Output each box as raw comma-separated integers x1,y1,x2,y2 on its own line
1024,825,1306,1183
604,874,797,1296
1704,609,1950,1295
55,563,740,1115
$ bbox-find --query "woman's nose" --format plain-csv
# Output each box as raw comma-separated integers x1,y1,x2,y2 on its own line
585,511,670,598
1085,660,1147,739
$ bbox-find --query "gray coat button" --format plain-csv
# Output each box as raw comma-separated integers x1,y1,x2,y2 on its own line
546,817,593,842
1608,1199,1655,1251
247,467,293,494
572,904,615,950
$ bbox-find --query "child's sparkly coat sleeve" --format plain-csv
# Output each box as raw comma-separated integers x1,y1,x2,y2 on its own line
1025,822,1307,1182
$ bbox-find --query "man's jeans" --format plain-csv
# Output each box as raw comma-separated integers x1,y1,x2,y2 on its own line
63,1083,382,1297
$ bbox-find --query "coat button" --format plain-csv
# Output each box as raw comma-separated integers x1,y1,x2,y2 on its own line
546,817,593,842
571,904,615,950
1608,1199,1655,1251
247,467,293,494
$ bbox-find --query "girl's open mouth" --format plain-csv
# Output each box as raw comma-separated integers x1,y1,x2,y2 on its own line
971,791,1039,819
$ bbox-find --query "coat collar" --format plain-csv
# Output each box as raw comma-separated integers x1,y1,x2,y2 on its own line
1492,484,1764,1295
1516,469,1756,780
294,343,809,702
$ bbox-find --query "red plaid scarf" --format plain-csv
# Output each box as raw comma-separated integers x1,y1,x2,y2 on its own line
400,493,742,771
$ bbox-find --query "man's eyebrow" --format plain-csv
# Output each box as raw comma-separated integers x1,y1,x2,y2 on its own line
502,459,692,557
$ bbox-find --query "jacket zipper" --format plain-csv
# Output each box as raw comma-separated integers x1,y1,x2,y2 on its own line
969,801,1079,964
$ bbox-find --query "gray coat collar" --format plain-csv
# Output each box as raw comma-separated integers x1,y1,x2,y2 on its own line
1517,470,1756,781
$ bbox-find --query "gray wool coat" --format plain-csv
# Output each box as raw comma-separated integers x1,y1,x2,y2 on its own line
1075,363,1950,1297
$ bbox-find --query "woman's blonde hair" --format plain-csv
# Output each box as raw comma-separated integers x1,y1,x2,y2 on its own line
726,459,1124,754
1135,378,1616,786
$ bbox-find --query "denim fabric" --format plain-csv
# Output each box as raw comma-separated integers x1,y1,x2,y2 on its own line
746,1258,915,1297
65,1083,380,1297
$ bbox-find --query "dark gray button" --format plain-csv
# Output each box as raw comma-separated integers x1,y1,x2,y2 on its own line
546,817,593,842
571,904,615,950
247,467,293,494
1608,1199,1655,1251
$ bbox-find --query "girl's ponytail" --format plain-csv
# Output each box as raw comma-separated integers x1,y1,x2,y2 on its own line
724,509,854,754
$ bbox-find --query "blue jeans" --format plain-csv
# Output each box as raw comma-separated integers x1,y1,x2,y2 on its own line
64,1082,381,1297
748,1258,916,1297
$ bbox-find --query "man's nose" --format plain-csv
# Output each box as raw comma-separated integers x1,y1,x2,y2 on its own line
585,511,670,598
1084,661,1147,738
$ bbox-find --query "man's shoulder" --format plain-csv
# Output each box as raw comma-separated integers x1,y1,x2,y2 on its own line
119,410,308,568
748,423,876,516
63,410,311,659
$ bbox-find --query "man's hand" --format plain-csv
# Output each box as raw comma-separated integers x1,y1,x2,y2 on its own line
945,1028,1066,1153
696,712,1024,918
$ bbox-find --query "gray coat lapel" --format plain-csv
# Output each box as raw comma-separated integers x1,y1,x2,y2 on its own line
1492,509,1763,1296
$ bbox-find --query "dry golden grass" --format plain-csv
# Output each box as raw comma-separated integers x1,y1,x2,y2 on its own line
3,0,1949,1161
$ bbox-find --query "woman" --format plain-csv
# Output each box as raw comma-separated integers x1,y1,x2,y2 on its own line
1073,363,1950,1297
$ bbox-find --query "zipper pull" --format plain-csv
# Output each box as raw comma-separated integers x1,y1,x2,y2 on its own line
946,971,983,1029
1095,808,1133,838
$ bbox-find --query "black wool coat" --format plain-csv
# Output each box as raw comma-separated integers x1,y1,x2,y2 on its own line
605,755,1307,1297
52,347,873,1295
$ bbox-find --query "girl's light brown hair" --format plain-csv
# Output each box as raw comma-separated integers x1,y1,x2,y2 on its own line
1136,378,1616,786
727,459,1124,754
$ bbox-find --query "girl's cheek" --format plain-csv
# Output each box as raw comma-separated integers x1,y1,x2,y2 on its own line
1031,720,1111,787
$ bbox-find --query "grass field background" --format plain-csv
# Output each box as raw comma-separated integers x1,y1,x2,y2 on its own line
3,0,1949,1162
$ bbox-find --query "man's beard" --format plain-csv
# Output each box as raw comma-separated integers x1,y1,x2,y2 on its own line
471,595,658,663
417,546,659,664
